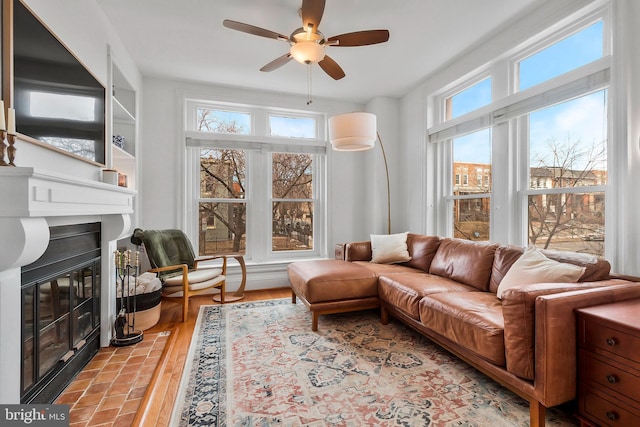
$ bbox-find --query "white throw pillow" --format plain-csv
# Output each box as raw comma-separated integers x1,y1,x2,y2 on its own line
370,232,412,264
496,246,586,299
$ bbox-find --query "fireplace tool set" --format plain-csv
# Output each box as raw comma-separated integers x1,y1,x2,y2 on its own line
112,249,144,346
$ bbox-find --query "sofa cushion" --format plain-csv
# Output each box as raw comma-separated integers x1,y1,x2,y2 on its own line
489,245,611,293
542,248,611,282
163,268,223,286
371,232,412,264
345,241,373,262
429,238,499,291
496,246,585,299
378,273,477,319
288,260,378,304
404,234,441,272
353,261,422,277
419,292,505,365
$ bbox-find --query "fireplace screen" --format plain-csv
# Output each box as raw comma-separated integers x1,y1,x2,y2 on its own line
21,223,101,403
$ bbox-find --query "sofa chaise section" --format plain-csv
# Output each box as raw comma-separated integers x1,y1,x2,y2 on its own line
288,259,379,331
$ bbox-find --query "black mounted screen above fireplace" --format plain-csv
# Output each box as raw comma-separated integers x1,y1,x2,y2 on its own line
21,222,101,403
12,0,106,164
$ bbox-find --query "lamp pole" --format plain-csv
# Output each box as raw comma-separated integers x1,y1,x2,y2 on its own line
377,132,391,234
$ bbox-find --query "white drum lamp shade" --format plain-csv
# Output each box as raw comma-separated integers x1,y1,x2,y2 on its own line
328,112,377,151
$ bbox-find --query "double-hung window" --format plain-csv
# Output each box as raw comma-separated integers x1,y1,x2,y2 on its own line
185,101,326,262
430,8,610,256
437,76,493,240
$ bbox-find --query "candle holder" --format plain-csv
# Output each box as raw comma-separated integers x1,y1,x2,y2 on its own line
0,130,7,166
111,250,143,347
7,133,16,166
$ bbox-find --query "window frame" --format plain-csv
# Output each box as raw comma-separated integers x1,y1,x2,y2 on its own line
429,4,611,255
184,99,326,263
510,10,610,93
438,70,493,124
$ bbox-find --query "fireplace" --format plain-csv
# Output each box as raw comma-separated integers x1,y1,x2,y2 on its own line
21,223,102,403
0,167,135,404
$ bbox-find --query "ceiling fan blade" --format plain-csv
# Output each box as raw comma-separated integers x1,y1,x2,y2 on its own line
327,30,390,47
223,19,289,41
318,55,345,80
301,0,326,33
260,53,293,72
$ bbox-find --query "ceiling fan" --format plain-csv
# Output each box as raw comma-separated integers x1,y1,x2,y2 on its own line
223,0,390,81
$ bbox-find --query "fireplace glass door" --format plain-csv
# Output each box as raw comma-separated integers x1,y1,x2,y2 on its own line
21,222,101,403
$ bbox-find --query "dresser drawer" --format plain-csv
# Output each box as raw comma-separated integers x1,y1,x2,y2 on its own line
580,350,640,404
581,317,640,363
579,386,640,427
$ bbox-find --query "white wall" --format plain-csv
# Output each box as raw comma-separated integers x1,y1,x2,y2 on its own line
614,0,640,275
365,97,401,236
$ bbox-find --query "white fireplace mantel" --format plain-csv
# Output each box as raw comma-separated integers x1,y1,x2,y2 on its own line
0,166,134,215
0,166,136,403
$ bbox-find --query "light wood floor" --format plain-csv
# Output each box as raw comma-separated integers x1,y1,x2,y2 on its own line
133,287,291,426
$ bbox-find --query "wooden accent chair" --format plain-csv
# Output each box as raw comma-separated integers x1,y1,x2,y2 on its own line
131,228,226,321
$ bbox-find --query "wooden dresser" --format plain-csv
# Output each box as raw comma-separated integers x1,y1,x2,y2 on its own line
576,299,640,427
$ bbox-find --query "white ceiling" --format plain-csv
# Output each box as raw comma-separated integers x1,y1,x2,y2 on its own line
95,0,543,104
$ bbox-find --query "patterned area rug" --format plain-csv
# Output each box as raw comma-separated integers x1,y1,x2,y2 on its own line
171,299,579,426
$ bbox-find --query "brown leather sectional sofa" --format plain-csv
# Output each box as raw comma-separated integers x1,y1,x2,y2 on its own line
332,234,640,427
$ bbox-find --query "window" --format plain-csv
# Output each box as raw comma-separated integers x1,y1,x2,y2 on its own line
445,77,492,120
272,153,314,251
198,149,246,254
518,21,604,91
430,9,609,256
186,100,325,262
269,115,316,138
196,108,251,134
451,129,492,240
525,90,607,253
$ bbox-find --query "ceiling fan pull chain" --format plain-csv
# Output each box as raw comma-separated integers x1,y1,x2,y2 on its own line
307,64,313,105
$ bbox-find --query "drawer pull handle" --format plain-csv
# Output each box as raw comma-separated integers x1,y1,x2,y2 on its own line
606,374,618,384
606,411,619,421
606,337,617,346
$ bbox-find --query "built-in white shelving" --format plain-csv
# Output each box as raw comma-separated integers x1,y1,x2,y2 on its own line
111,59,137,191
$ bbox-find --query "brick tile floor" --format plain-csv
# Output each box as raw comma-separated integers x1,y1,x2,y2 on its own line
56,330,170,427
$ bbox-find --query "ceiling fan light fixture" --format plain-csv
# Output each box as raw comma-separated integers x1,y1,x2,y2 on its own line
290,41,325,64
223,0,389,84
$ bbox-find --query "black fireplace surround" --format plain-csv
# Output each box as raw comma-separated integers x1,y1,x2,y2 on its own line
20,222,101,403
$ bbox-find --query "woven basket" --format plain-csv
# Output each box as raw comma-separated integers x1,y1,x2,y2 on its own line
116,289,162,331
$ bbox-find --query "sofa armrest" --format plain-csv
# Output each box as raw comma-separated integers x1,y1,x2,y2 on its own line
345,241,372,262
501,280,624,380
608,272,640,281
534,282,640,406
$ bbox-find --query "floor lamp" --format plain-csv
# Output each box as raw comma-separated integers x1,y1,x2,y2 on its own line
328,112,391,234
